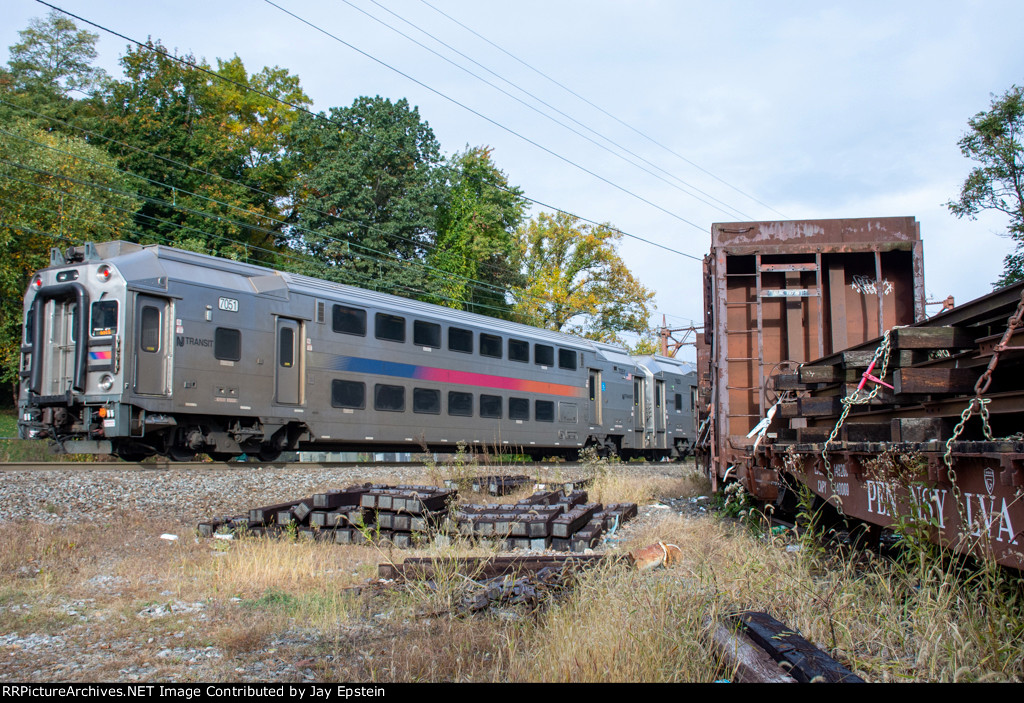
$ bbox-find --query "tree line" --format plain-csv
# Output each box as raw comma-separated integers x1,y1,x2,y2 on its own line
0,11,658,399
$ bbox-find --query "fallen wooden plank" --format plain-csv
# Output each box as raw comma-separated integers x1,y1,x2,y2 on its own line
735,611,865,683
706,619,796,684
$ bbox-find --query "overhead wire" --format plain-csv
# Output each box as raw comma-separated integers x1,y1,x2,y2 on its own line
417,0,790,220
30,2,708,263
338,0,753,221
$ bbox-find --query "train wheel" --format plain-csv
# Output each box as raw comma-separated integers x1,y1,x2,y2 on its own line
256,445,282,462
168,445,197,462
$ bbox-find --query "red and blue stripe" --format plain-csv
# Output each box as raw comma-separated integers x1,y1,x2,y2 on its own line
330,355,586,398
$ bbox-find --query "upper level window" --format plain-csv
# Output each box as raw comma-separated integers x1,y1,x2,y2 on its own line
558,348,577,370
535,344,554,367
508,339,529,362
332,305,366,336
449,327,472,353
375,313,405,342
480,333,502,359
414,320,441,348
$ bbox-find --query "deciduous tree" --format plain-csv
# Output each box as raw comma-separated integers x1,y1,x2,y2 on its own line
103,42,308,260
513,211,655,343
288,96,445,295
428,146,527,316
946,84,1024,287
0,119,138,398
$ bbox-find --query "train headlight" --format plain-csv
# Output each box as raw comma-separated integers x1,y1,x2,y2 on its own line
96,265,113,283
98,374,114,391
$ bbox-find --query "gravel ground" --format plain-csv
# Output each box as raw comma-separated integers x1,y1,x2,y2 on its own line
0,462,702,527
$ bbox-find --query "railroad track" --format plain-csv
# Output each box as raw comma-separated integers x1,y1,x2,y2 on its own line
0,459,595,473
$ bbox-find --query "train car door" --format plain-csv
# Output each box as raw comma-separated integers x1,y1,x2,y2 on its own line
275,318,303,405
655,379,667,447
134,295,170,396
633,376,646,439
588,370,602,425
46,299,78,395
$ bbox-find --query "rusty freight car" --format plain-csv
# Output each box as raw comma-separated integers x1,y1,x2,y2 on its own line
697,216,926,497
697,216,1024,569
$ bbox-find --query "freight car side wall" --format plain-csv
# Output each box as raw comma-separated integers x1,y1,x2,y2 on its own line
698,217,925,497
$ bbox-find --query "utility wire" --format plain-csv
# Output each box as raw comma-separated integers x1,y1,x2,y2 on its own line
257,0,708,232
29,0,704,264
339,0,753,221
18,4,712,264
418,0,789,220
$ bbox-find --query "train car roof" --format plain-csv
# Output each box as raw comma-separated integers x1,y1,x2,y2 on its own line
78,241,640,355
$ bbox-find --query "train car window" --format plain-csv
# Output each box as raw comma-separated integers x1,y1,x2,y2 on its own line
141,306,161,353
414,320,441,348
675,393,683,412
374,384,405,412
508,339,529,362
480,394,502,418
375,313,406,343
214,327,241,361
279,327,294,368
535,400,554,422
480,333,502,359
332,305,366,336
535,344,554,367
413,388,441,414
90,301,118,337
558,348,577,370
448,327,472,353
509,397,529,420
448,391,473,416
331,380,365,409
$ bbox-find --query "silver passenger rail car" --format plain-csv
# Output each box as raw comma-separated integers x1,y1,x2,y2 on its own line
19,241,697,462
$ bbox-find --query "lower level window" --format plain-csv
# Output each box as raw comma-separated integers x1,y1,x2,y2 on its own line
448,391,473,417
535,400,554,422
413,387,441,414
332,380,365,409
374,384,405,412
480,394,502,419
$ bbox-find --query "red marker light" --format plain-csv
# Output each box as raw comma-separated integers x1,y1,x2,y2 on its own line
96,265,112,282
32,277,42,289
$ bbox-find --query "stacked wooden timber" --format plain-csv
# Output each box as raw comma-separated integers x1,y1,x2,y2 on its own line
199,483,638,553
759,282,1024,569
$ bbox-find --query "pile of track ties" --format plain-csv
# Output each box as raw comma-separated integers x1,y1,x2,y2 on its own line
198,479,638,553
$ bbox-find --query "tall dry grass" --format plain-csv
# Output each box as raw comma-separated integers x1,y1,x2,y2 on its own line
1,458,1021,682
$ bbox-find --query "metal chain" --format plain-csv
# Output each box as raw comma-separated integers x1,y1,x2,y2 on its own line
821,328,896,513
942,288,1024,529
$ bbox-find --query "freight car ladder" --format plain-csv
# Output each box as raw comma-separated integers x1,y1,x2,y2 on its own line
722,253,824,441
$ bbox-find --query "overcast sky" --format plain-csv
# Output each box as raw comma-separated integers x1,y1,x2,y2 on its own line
4,0,1024,359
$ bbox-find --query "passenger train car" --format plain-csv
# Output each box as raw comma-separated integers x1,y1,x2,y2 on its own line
18,241,697,462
